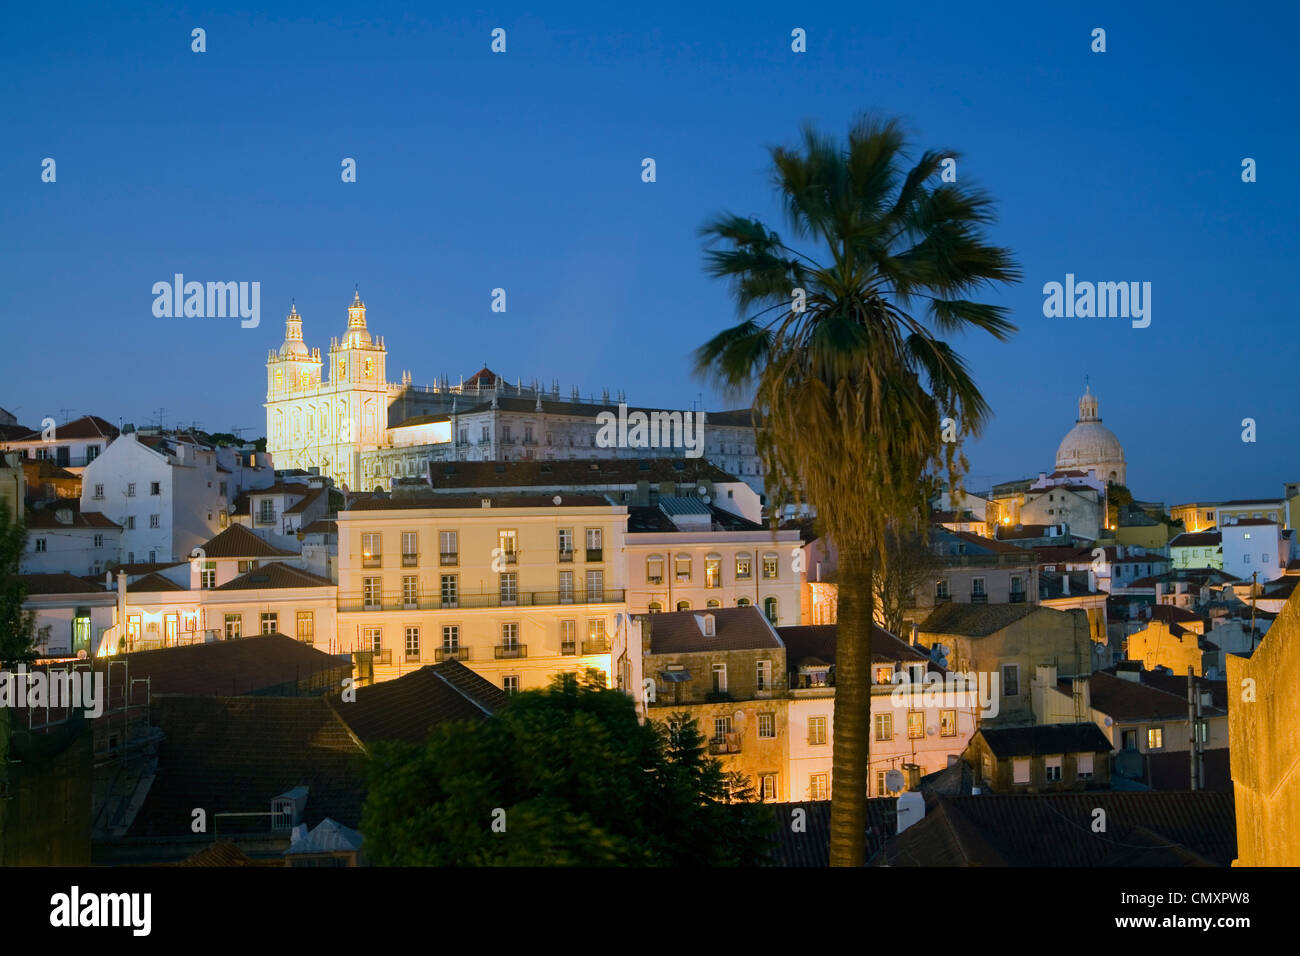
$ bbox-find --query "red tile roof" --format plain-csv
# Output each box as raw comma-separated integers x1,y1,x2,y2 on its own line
645,606,780,654
199,523,298,559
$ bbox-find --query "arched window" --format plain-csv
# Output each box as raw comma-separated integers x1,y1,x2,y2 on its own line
737,597,751,607
706,599,721,608
647,602,662,614
764,597,779,623
646,554,664,585
676,600,691,612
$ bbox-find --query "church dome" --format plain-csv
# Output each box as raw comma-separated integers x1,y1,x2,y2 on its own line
278,302,310,358
341,288,372,348
1055,387,1126,484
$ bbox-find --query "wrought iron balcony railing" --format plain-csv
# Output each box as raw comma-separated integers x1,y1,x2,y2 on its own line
339,588,623,612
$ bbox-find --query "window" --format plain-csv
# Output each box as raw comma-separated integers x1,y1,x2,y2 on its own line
503,675,520,695
876,770,890,796
762,553,779,579
561,619,576,654
935,578,950,599
362,626,382,654
674,554,691,582
149,514,160,528
1077,752,1094,779
763,596,779,624
362,576,381,610
585,569,603,601
907,711,925,739
585,528,602,561
809,773,828,801
86,445,99,462
405,626,420,660
646,554,664,584
224,614,242,639
1002,663,1020,697
707,599,721,608
260,612,278,635
237,559,258,574
874,713,893,741
982,753,993,782
127,483,136,497
1263,553,1271,564
735,554,752,580
759,774,776,801
647,602,662,614
704,555,721,588
971,576,986,597
940,709,957,736
586,618,607,650
93,534,103,548
874,665,894,685
439,530,458,565
676,600,691,612
808,715,827,745
1040,755,1062,782
498,529,517,564
401,531,418,566
499,572,518,604
402,575,418,609
712,715,732,742
1013,758,1031,784
34,538,46,552
440,574,457,607
442,625,459,649
362,532,381,567
93,483,104,498
150,481,161,496
198,559,216,588
295,611,314,642
758,713,775,738
1243,554,1251,564
1147,727,1164,750
711,663,727,694
557,528,574,560
125,516,135,530
756,659,771,691
501,622,519,648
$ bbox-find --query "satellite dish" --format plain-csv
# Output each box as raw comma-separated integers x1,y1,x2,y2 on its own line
733,710,745,724
697,485,707,495
927,726,937,736
552,495,562,505
1104,716,1113,727
76,649,88,660
885,769,905,793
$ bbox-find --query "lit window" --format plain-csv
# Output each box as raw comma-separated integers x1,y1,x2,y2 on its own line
808,715,827,745
758,713,775,738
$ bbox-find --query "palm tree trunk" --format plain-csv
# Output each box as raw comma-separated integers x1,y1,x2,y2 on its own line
829,547,873,866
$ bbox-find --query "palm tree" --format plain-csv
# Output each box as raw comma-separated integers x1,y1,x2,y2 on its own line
694,115,1019,866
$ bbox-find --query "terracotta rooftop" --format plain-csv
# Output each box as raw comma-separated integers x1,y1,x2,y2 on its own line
917,602,1039,637
199,523,298,559
329,660,507,746
214,563,334,590
424,457,737,491
777,623,929,667
645,606,781,654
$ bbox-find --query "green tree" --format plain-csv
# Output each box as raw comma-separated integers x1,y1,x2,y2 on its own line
0,507,37,664
361,670,773,865
695,115,1019,865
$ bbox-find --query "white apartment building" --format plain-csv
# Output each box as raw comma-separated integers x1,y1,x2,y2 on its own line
336,493,629,691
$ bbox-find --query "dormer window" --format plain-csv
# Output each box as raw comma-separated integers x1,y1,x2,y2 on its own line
700,613,716,637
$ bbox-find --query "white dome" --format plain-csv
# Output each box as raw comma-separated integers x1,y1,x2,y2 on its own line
1055,388,1125,484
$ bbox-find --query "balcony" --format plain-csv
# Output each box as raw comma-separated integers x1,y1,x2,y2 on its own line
586,548,603,563
558,549,574,562
440,552,459,566
339,587,624,613
362,556,382,569
709,733,742,755
402,554,419,567
435,646,469,662
1010,592,1026,604
561,641,576,656
934,594,952,604
494,644,528,660
499,552,517,565
647,575,663,585
581,639,610,655
356,648,391,665
970,593,988,604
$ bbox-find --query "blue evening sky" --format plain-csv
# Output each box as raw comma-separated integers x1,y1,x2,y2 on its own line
4,1,1296,504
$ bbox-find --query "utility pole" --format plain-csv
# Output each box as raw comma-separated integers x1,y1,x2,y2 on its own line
1187,666,1197,791
1250,571,1259,652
